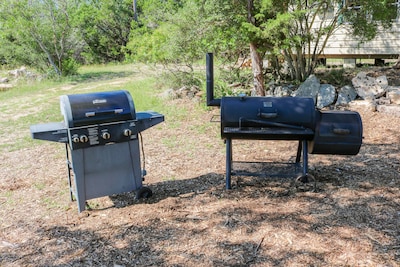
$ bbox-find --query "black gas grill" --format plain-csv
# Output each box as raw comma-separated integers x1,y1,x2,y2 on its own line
30,90,164,212
206,53,362,189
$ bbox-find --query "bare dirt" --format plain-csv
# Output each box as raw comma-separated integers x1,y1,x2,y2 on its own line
1,67,400,266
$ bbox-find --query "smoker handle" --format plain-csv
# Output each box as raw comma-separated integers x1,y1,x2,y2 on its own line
239,118,305,130
333,128,351,135
258,112,278,119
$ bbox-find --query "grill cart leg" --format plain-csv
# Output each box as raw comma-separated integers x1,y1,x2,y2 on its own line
226,138,232,189
70,150,87,213
65,143,74,201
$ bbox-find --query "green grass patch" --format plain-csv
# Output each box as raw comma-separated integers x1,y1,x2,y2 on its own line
0,191,14,207
0,63,169,153
0,62,212,154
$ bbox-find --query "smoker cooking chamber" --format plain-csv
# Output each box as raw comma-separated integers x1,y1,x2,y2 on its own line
30,90,164,212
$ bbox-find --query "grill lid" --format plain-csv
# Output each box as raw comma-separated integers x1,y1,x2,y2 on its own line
60,90,136,127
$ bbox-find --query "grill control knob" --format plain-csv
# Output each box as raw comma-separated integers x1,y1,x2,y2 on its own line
80,135,89,143
102,132,111,140
123,129,132,137
72,136,80,143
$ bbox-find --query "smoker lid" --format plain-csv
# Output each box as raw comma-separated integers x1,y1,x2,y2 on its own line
220,96,317,129
60,90,136,127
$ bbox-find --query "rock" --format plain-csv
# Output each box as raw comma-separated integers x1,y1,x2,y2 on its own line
387,90,400,105
375,98,391,105
160,88,177,99
317,84,336,109
0,84,13,91
375,75,389,90
386,85,400,92
293,74,320,102
161,86,201,100
352,72,386,99
336,85,358,106
8,66,28,78
195,91,204,97
376,105,400,116
349,99,377,112
273,85,293,97
0,77,9,83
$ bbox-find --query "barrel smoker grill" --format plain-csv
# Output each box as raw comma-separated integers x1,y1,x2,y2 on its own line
206,53,363,189
30,90,164,212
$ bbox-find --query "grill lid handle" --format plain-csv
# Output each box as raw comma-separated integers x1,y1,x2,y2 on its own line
85,109,124,118
258,112,278,119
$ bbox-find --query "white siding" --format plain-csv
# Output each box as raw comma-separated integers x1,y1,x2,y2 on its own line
320,22,400,58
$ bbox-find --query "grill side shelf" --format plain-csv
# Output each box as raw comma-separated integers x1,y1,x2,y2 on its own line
135,111,165,133
30,122,68,143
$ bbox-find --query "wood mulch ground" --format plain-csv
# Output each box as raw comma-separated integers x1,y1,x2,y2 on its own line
1,69,400,266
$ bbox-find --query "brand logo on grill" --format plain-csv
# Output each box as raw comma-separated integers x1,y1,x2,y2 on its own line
263,101,273,108
93,99,107,104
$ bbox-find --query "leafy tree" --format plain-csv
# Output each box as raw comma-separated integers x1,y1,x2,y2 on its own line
132,0,396,94
197,0,288,95
260,0,398,81
203,0,397,92
0,0,81,76
126,0,186,64
126,0,208,87
74,0,135,63
1,0,392,83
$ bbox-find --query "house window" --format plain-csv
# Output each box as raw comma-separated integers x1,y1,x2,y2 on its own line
341,0,399,22
346,0,361,11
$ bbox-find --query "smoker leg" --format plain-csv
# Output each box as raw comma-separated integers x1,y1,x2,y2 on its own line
294,140,315,190
302,140,308,175
295,140,302,164
226,138,232,189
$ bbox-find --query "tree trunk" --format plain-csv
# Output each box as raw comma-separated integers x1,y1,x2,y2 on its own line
394,55,400,69
249,42,265,96
32,34,61,76
247,0,265,96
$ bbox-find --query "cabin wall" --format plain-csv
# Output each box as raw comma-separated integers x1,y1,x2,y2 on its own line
320,22,400,59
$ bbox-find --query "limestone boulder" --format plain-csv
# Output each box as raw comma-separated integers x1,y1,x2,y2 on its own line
316,84,336,109
352,72,386,99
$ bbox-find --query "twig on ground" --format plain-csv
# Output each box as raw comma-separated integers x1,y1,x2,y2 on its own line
254,236,265,254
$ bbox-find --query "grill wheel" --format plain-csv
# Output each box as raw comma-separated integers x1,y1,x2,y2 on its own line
135,186,153,199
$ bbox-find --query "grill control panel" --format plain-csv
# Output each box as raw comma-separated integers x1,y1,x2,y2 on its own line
68,120,138,150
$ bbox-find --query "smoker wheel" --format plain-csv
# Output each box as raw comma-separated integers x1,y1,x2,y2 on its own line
135,187,153,199
294,174,316,192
